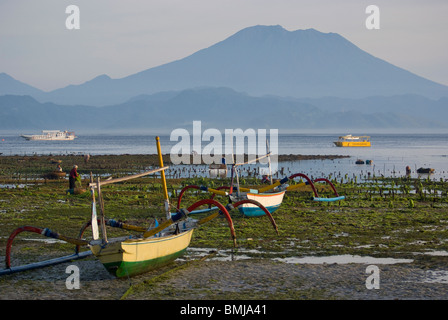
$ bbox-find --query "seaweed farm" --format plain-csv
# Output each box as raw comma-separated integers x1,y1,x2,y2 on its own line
1,154,447,255
0,153,447,300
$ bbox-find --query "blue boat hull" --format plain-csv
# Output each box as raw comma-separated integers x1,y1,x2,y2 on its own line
238,203,282,217
236,191,285,217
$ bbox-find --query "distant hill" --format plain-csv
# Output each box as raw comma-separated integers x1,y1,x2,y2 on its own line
2,25,447,107
0,95,94,130
1,89,446,131
0,73,44,97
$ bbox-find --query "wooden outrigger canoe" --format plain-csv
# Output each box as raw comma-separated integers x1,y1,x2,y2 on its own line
228,152,286,217
44,170,66,180
91,228,195,278
234,190,285,217
177,151,286,218
85,137,238,278
177,170,344,218
227,172,345,203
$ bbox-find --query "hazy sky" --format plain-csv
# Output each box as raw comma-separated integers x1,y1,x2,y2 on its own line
0,0,447,91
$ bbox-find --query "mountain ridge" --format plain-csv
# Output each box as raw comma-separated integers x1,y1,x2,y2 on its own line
1,88,446,131
0,73,45,97
2,25,447,106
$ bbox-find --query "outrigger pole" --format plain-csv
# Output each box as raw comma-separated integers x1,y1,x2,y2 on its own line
0,226,92,276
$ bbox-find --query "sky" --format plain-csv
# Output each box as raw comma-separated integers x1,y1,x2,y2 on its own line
0,0,447,92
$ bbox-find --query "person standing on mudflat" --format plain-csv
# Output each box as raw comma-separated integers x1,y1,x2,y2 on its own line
69,165,79,189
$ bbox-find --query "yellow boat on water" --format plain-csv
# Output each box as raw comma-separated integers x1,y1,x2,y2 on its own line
334,135,371,147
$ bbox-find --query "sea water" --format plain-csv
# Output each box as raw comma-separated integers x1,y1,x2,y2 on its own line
1,132,448,180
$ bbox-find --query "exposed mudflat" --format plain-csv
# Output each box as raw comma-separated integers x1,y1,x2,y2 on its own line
1,153,447,304
1,250,447,301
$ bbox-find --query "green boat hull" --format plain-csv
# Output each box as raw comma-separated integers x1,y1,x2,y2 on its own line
102,248,188,278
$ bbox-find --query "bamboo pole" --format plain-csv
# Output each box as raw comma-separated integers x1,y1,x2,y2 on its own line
96,177,107,243
88,166,169,188
233,152,271,167
156,136,170,220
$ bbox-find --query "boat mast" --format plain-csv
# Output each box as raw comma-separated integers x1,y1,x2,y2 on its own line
266,139,273,185
156,136,170,220
96,177,108,243
89,173,99,241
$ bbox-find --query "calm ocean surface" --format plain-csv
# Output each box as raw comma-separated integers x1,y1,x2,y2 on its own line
1,132,448,180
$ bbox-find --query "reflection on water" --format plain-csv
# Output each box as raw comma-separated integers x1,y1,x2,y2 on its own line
273,255,413,265
0,184,34,189
185,248,414,264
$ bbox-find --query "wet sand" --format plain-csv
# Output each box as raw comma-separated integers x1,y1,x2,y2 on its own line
1,250,447,301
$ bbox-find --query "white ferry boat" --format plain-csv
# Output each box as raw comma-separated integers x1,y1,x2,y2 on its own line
20,130,77,141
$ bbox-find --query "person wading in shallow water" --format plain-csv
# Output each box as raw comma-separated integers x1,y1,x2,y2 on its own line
69,165,79,189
